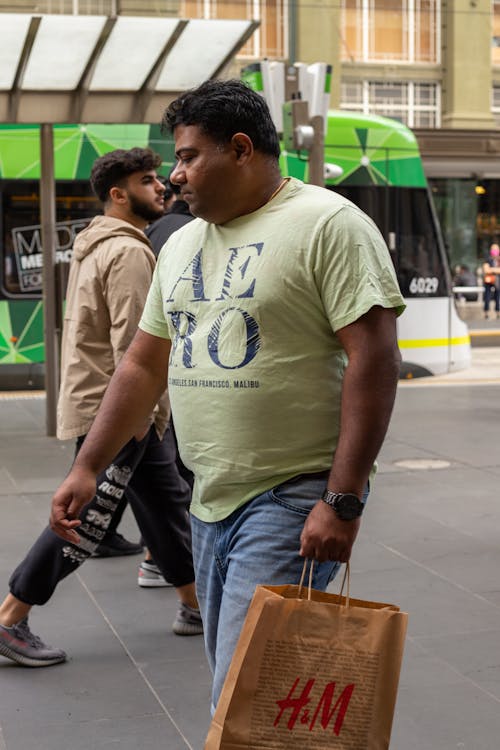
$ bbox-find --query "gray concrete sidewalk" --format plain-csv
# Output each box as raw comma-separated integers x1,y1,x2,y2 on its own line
0,396,211,750
1,350,500,748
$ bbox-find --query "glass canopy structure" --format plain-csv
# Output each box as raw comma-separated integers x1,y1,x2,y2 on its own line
0,11,258,433
0,13,259,123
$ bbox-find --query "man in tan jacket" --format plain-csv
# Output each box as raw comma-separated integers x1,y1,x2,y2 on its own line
0,148,201,668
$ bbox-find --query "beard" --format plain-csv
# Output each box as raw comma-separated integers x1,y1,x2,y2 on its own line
128,193,164,222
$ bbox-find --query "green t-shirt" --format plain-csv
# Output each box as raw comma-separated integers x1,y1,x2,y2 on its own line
139,178,405,521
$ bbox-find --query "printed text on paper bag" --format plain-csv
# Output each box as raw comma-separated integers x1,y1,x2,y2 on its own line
250,641,379,748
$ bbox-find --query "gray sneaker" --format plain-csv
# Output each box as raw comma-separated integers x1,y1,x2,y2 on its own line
138,560,173,588
172,603,204,636
0,618,67,667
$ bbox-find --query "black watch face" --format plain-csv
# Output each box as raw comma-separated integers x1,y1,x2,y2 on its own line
334,494,363,521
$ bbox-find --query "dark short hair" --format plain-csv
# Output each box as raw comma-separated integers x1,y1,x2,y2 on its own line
90,147,163,203
162,79,280,159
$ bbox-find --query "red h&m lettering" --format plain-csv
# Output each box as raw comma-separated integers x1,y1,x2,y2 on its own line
274,678,355,736
274,678,314,730
309,682,355,735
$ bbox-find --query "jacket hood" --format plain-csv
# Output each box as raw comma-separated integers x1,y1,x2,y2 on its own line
73,215,150,261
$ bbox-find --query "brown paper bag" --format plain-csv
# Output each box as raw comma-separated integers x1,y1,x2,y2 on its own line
205,563,408,750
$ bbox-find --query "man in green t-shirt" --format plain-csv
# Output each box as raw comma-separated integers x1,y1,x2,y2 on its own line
49,79,405,714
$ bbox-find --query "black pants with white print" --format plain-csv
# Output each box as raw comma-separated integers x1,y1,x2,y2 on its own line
9,426,194,606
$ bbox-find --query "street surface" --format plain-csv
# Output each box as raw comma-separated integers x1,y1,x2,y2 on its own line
1,347,500,748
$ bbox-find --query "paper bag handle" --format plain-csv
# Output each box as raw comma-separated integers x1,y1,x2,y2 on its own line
298,559,351,606
298,558,314,598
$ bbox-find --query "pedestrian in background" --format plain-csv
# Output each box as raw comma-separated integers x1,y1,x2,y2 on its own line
453,264,478,302
48,80,404,714
0,147,201,669
482,243,500,319
138,174,196,586
147,172,195,490
146,170,194,255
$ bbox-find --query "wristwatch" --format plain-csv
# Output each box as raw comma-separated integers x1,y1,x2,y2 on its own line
321,490,364,521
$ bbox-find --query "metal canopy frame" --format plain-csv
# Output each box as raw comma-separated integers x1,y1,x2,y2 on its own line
0,12,259,434
1,14,259,123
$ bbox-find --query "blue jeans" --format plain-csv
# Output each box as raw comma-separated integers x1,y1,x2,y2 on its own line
484,283,500,313
191,471,368,712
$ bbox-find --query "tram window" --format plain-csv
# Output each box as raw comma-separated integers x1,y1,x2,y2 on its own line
0,180,99,298
329,185,448,297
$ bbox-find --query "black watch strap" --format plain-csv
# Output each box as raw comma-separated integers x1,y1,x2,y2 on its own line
321,490,364,521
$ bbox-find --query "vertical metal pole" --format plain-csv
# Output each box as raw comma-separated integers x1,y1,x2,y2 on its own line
40,124,59,437
288,0,297,66
308,115,325,187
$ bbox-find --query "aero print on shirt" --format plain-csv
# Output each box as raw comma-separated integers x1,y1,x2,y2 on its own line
166,242,264,381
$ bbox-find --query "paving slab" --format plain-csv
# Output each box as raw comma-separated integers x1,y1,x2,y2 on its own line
1,348,500,749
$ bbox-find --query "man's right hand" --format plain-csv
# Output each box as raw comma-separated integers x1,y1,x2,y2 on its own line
49,466,97,543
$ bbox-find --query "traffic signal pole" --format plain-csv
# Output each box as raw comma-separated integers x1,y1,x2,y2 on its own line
308,114,325,187
242,61,330,187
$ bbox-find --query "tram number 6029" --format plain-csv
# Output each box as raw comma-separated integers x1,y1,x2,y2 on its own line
409,276,439,295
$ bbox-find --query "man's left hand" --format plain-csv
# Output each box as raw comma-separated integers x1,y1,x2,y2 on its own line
300,500,360,563
49,466,96,543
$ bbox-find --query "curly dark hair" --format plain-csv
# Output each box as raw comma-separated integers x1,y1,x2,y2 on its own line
90,147,163,203
162,79,280,159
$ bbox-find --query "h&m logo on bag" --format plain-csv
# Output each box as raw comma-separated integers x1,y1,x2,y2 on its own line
274,677,355,735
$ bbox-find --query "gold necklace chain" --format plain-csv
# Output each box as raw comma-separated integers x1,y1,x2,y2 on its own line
267,177,289,204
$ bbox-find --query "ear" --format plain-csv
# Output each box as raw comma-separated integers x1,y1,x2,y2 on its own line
109,185,128,205
231,133,253,164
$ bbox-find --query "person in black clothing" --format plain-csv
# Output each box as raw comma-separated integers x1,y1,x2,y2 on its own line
482,244,500,319
146,179,195,489
97,180,193,560
453,264,478,302
136,181,196,587
146,178,194,256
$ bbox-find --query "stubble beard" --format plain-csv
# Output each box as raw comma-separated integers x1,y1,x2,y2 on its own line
128,193,164,223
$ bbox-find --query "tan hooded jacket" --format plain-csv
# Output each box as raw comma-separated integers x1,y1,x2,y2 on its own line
57,215,169,441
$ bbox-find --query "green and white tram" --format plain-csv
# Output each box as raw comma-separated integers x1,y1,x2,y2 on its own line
281,109,471,378
0,113,470,388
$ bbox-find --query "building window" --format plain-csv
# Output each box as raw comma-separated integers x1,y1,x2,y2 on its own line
493,2,500,65
0,0,115,11
341,80,441,128
181,0,287,59
341,0,439,64
492,84,500,125
5,1,284,59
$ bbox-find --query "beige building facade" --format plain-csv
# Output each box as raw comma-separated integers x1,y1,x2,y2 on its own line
2,0,500,266
2,0,498,135
293,0,500,268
